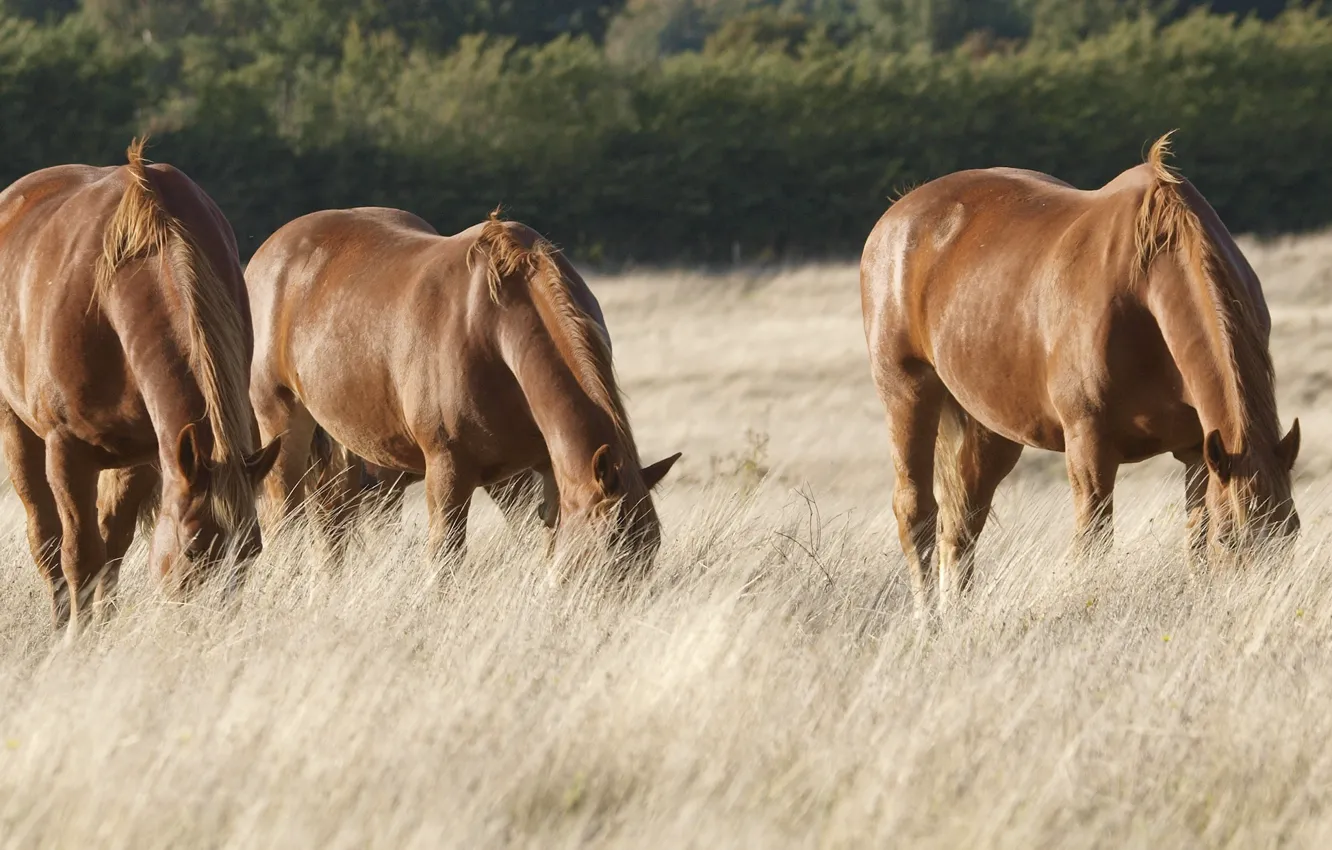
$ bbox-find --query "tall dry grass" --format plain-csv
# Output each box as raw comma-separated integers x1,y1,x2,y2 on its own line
2,231,1332,848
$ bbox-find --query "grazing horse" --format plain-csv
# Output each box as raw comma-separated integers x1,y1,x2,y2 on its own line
861,134,1299,615
0,140,280,631
245,207,680,576
299,261,621,545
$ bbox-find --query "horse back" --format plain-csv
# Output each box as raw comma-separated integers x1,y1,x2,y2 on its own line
863,166,1151,353
245,209,484,367
0,164,117,299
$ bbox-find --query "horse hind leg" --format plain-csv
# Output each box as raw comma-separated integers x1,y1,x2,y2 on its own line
874,358,946,617
307,430,374,564
0,404,67,629
361,467,415,529
935,399,1023,614
44,434,106,636
1063,420,1119,560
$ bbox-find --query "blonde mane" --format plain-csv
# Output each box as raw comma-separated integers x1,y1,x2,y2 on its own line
1133,131,1279,453
467,210,634,448
95,138,256,527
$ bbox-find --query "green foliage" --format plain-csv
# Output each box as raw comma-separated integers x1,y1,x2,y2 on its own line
0,0,78,21
79,0,627,54
703,8,819,55
0,4,1328,264
857,0,1029,50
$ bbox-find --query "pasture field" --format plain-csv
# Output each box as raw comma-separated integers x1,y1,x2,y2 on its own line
2,232,1332,847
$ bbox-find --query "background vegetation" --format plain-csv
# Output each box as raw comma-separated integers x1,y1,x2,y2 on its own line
0,0,1326,262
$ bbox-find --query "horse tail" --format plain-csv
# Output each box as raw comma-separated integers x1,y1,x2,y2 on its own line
96,138,175,301
309,424,336,491
933,395,970,539
1133,130,1195,280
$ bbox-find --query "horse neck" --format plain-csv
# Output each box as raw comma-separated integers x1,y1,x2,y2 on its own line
1147,241,1279,454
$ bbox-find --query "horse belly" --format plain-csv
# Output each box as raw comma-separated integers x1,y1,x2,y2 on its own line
291,337,427,473
933,334,1064,450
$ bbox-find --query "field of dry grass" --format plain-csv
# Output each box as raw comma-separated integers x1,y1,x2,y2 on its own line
2,231,1332,847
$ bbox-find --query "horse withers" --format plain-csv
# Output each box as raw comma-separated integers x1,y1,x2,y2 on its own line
861,133,1299,616
0,140,280,632
245,208,680,579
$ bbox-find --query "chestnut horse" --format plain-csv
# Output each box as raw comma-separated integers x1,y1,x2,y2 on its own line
298,263,621,544
0,140,280,631
861,134,1299,615
246,208,680,576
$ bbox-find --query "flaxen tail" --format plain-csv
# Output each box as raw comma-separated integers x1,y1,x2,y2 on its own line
308,426,369,500
1132,130,1194,279
933,396,971,540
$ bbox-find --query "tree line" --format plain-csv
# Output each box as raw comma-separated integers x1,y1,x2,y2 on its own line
0,1,1326,263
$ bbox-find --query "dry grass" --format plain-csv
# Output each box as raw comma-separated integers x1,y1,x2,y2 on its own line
3,231,1332,848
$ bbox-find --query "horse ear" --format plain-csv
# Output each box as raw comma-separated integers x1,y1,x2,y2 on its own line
245,437,282,485
1204,429,1232,483
592,444,622,497
641,452,682,491
175,423,204,485
1279,418,1301,471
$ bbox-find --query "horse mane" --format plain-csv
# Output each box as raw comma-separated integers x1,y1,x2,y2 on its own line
95,138,256,527
466,209,634,449
1133,131,1278,451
